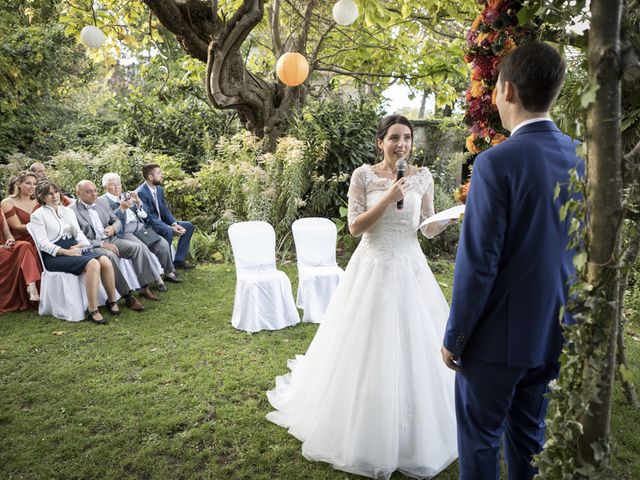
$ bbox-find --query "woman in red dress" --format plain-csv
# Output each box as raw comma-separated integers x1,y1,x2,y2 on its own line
1,171,39,244
0,208,41,314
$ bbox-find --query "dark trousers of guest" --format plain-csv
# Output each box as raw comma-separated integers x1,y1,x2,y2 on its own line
455,357,559,480
155,221,194,263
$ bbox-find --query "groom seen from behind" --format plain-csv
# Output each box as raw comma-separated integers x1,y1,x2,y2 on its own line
441,42,584,479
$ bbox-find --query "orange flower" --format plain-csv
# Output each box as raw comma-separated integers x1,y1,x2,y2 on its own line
476,32,491,45
454,181,471,205
470,14,483,32
466,134,480,154
487,0,503,9
491,87,498,107
501,38,516,55
470,80,485,97
491,133,507,145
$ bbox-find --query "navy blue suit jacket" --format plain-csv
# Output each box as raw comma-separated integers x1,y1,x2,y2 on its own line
444,121,584,368
135,183,177,230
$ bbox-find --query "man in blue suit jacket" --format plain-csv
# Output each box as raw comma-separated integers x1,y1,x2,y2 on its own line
441,42,584,479
136,163,195,270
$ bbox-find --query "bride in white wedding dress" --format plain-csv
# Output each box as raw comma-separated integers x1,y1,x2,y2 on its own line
266,115,458,479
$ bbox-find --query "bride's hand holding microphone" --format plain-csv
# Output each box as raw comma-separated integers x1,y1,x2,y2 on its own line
384,158,408,208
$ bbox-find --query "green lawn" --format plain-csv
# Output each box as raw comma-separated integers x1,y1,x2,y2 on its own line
1,263,638,479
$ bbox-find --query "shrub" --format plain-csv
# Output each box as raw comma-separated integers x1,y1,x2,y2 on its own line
47,150,99,196
290,95,381,216
0,153,37,196
95,143,148,190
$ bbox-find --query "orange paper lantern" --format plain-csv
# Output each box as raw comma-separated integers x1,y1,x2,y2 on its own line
276,52,309,87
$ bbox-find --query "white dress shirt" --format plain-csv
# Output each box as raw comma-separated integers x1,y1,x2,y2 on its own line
148,186,161,216
510,117,552,136
81,201,106,241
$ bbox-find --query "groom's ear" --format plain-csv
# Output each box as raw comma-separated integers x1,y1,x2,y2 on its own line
503,80,516,103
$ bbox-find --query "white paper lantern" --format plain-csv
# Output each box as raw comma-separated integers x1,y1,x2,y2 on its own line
80,25,106,49
332,0,359,26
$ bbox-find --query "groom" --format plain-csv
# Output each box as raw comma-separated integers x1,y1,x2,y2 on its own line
441,42,584,479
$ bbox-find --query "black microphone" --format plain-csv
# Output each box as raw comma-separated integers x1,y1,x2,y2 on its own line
396,158,407,210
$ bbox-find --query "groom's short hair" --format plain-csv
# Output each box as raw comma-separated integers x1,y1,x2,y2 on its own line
498,41,566,113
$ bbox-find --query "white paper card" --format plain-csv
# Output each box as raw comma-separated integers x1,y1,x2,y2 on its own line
419,204,465,229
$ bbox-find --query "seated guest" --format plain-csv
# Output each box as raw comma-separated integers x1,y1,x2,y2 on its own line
29,162,74,206
0,208,41,313
71,180,158,305
1,171,39,244
29,180,119,324
101,173,182,290
28,162,47,179
136,163,195,270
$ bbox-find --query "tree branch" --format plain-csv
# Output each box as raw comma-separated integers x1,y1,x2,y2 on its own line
314,64,429,80
623,139,640,186
268,0,283,57
142,0,218,62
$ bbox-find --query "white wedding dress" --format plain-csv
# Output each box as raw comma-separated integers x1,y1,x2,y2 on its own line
267,165,458,479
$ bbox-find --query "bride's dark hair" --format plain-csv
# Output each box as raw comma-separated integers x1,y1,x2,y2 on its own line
374,115,414,161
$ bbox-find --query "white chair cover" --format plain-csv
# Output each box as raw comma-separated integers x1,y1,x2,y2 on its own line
228,221,300,332
27,224,113,322
118,258,141,290
292,217,344,323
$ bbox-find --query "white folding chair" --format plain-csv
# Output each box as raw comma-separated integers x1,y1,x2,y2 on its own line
27,224,113,322
228,221,300,332
292,218,344,323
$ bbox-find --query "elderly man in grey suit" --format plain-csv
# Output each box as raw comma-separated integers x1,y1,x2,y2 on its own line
100,172,182,290
72,180,157,309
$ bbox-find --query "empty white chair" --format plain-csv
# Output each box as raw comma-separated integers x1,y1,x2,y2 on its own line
292,217,344,323
26,223,114,322
228,221,300,332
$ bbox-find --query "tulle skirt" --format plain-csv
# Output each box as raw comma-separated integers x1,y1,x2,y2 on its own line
267,238,458,479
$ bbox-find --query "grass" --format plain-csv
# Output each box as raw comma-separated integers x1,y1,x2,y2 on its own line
1,263,639,479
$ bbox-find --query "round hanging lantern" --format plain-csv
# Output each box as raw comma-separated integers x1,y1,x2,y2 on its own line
332,0,359,26
80,25,106,49
275,52,309,87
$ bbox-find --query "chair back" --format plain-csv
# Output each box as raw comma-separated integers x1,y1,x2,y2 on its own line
292,217,338,267
25,222,48,272
228,221,277,270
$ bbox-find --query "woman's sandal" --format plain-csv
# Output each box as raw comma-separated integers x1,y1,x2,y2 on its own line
105,299,120,316
87,309,107,325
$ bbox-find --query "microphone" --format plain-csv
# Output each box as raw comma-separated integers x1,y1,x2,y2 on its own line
396,158,407,210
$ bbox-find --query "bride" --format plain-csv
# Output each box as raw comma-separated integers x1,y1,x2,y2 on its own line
266,115,458,479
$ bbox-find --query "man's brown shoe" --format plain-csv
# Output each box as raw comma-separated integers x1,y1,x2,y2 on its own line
139,286,160,301
126,295,145,311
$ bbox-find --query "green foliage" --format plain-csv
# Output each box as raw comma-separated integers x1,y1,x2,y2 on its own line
111,60,232,172
47,150,98,195
289,95,380,216
0,1,95,159
419,152,463,259
534,169,616,479
194,132,329,256
0,153,38,196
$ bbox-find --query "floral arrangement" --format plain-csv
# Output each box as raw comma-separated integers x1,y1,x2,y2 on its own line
457,0,536,203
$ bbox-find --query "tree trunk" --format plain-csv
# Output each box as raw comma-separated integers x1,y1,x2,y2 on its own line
578,0,624,469
143,0,311,149
419,90,429,118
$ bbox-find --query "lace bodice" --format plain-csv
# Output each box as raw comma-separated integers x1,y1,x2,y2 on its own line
347,164,446,249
